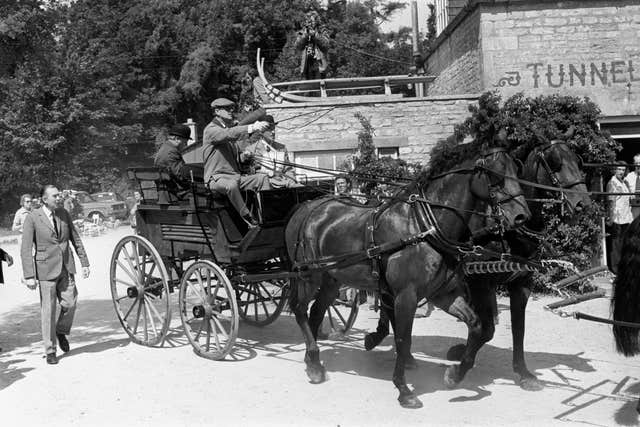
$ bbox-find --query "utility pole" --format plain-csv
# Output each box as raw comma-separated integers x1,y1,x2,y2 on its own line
411,0,425,97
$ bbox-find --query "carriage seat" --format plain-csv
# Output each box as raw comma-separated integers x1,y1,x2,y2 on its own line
127,167,245,210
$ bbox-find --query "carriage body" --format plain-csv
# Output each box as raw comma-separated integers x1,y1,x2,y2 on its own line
108,167,358,360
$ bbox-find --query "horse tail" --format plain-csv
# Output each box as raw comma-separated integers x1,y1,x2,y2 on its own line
612,216,640,356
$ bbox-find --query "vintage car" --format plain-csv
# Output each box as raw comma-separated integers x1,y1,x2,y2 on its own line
73,191,128,221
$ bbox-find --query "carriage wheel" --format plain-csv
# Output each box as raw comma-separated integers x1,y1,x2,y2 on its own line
236,279,289,327
109,235,171,346
321,287,360,337
179,260,239,360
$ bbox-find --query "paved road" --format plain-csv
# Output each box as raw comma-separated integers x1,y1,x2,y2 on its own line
0,227,638,426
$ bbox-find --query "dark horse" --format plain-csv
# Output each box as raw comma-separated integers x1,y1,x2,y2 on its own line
445,135,591,390
285,145,530,408
612,214,640,413
363,134,591,390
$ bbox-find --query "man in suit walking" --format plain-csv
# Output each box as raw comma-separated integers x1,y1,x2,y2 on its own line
20,185,90,365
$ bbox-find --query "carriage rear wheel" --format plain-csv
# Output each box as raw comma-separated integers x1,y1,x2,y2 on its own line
236,279,289,327
109,235,171,346
320,287,360,338
179,261,239,360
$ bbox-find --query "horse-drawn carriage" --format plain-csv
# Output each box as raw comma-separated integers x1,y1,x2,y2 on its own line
108,168,359,360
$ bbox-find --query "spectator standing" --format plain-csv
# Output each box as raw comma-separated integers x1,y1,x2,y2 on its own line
20,185,90,365
12,194,32,232
62,190,74,216
130,191,141,230
607,166,634,273
624,153,640,219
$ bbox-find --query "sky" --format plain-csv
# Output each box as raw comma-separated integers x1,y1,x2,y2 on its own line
379,0,433,33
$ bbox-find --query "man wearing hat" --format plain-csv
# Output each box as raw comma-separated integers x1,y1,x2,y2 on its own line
155,124,203,191
203,98,271,227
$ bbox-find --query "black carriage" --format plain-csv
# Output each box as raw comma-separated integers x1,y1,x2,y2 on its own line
109,168,360,359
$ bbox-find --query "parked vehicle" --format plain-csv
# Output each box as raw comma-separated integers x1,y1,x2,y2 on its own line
73,191,128,221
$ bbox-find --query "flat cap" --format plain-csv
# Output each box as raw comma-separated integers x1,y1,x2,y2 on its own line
211,98,235,108
168,124,191,140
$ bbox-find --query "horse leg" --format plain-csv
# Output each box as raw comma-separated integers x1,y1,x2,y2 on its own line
309,275,340,340
433,286,494,388
290,277,327,384
364,294,417,368
364,292,391,350
509,279,543,391
391,288,422,408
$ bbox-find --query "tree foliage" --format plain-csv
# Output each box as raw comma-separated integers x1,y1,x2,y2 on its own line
452,92,618,291
0,0,415,225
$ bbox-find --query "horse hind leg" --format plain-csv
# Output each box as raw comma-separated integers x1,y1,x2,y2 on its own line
289,277,327,384
308,274,340,340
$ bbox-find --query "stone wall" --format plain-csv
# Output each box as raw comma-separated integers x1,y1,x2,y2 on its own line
426,0,640,117
265,94,478,164
428,7,482,95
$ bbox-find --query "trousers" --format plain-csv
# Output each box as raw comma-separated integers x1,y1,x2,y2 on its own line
39,267,77,355
208,173,271,217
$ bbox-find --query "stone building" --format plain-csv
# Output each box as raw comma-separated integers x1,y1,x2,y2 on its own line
428,0,640,161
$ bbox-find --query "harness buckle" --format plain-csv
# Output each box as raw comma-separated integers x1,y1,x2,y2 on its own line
408,193,419,203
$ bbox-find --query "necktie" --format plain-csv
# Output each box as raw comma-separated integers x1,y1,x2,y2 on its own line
51,213,59,238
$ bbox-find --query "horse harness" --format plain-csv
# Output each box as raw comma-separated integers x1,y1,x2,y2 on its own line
291,148,542,283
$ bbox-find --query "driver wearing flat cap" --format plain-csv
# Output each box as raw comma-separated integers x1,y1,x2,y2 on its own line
203,98,271,227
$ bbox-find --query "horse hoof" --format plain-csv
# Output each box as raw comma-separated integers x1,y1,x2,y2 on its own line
444,365,461,389
364,333,380,351
518,375,544,391
446,344,466,361
398,394,423,409
305,365,327,384
405,354,418,370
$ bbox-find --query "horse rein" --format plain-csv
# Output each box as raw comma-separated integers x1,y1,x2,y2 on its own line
532,141,586,211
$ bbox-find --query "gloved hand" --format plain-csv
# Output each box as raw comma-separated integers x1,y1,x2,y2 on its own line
248,121,270,134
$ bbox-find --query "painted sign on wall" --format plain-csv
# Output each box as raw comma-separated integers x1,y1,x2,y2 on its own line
493,60,640,89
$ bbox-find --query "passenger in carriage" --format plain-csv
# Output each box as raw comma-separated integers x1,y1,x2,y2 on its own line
154,124,204,194
203,97,272,228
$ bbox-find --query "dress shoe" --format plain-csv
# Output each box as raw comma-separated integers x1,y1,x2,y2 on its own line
46,353,58,365
57,333,70,353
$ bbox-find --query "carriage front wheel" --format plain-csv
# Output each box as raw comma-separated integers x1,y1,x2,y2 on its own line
179,260,239,360
109,235,171,346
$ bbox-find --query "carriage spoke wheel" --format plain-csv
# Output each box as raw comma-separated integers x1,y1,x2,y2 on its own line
236,279,288,327
179,261,239,360
110,235,171,347
321,287,360,338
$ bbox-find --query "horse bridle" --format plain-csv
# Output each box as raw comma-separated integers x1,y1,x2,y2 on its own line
475,147,526,218
534,141,586,209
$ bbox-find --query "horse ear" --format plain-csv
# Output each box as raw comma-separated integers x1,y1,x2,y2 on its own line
470,171,490,200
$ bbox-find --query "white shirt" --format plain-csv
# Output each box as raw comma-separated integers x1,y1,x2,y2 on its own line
624,170,640,193
607,176,633,224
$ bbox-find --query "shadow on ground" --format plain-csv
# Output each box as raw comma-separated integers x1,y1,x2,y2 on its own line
0,299,130,390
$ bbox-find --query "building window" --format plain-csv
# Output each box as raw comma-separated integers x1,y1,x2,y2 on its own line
435,0,448,36
377,147,399,159
293,149,352,180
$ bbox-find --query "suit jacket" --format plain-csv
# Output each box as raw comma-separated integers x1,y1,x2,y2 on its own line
0,248,9,284
20,207,90,281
